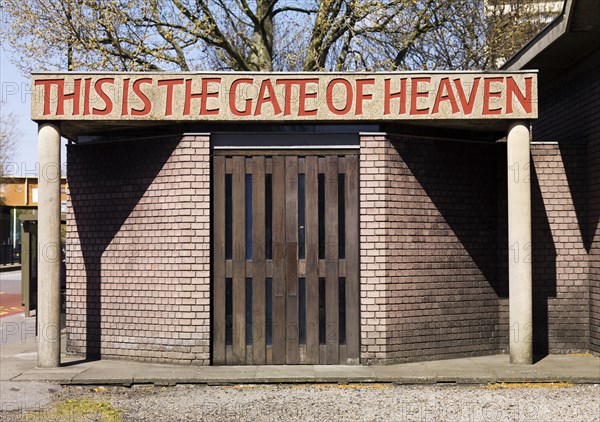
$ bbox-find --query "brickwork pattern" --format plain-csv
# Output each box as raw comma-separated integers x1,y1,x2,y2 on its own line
66,135,211,364
533,49,600,144
497,143,591,355
529,144,589,352
359,134,501,364
478,143,590,354
359,135,392,362
533,47,599,354
590,136,600,353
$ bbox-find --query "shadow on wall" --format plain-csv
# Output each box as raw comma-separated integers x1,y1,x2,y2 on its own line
559,143,591,252
394,138,500,286
397,137,558,360
393,136,502,354
497,147,558,361
530,166,557,361
68,137,180,359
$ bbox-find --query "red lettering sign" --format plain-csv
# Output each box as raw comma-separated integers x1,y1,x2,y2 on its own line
432,77,459,114
158,79,184,116
34,79,81,116
356,79,375,115
506,76,533,114
201,78,220,115
454,78,480,115
184,78,221,116
131,78,153,116
121,78,131,116
483,77,503,115
297,79,319,116
83,78,92,115
410,77,431,115
384,78,407,115
31,73,537,121
230,78,254,116
92,78,115,116
254,79,281,116
326,79,353,115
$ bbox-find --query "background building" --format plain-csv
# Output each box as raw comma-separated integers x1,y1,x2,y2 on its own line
0,176,68,245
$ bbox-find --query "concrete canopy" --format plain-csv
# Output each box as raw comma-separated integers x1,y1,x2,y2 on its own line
31,71,537,140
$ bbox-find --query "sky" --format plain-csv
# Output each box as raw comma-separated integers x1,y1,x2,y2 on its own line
1,48,67,178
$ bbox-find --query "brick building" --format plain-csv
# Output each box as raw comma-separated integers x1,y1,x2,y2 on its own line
502,0,600,356
31,0,598,368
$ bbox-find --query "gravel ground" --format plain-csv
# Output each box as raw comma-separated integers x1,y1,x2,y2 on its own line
2,383,598,421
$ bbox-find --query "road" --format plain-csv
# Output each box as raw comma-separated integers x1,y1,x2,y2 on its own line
0,271,24,318
2,383,599,421
0,271,35,345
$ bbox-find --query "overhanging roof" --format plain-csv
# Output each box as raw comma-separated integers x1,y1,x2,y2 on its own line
502,0,600,82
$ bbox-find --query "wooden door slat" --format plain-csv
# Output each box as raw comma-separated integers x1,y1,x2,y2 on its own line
231,156,246,364
212,155,226,364
345,154,360,363
285,156,300,364
305,156,320,364
214,151,359,366
252,156,266,364
271,156,286,364
325,155,339,364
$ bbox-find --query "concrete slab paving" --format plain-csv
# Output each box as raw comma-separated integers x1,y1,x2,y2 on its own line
195,366,258,383
255,365,316,382
2,333,599,385
132,365,206,385
435,357,502,382
70,362,137,386
370,362,439,383
313,365,375,382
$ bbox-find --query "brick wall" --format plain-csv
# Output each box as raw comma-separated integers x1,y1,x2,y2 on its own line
498,142,590,354
66,134,211,364
590,136,600,353
533,47,600,354
533,49,600,144
360,134,502,364
529,144,589,353
64,128,597,365
482,140,595,360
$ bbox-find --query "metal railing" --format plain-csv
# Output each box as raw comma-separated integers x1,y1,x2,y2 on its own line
0,241,20,266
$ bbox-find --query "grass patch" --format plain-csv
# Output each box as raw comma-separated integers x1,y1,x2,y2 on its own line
24,397,122,421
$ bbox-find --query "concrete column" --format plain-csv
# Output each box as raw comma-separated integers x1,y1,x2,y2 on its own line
37,123,62,368
507,121,533,365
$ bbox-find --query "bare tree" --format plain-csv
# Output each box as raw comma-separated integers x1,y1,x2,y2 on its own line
1,0,461,72
0,112,20,178
2,0,559,73
413,0,561,70
0,111,20,206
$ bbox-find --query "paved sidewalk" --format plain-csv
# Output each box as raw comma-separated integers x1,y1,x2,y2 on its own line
2,333,598,386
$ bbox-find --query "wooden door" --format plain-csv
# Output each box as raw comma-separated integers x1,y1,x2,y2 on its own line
212,151,359,365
